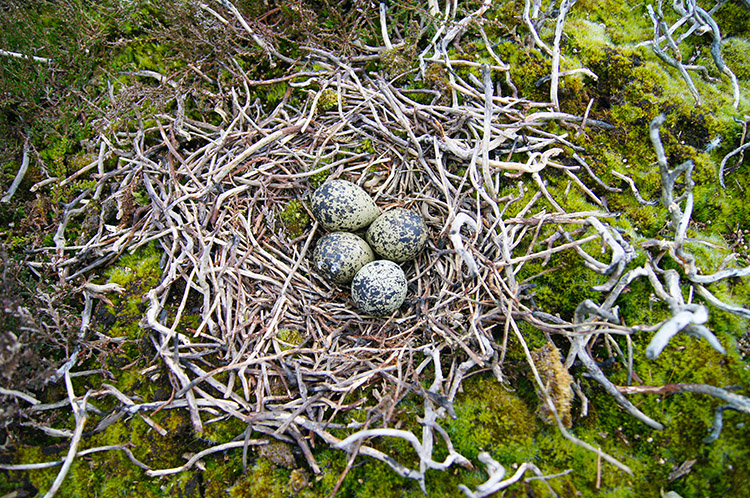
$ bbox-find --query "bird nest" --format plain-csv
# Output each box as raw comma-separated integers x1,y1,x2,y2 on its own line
13,1,750,495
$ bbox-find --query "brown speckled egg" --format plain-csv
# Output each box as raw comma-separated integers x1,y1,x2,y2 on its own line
313,232,375,284
366,208,428,262
351,260,407,316
310,179,380,231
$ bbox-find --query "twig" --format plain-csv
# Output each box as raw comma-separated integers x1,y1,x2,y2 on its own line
1,139,31,203
448,213,479,278
0,445,151,472
718,141,750,188
616,383,750,442
0,48,52,63
460,457,556,498
217,0,295,65
0,387,40,405
610,170,658,206
147,440,266,476
550,0,576,111
523,0,553,56
43,368,89,498
646,5,702,106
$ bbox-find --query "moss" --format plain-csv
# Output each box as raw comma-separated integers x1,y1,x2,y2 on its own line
308,169,330,189
380,19,420,79
278,199,311,238
6,414,179,498
199,416,247,445
229,458,314,498
517,251,607,321
105,243,162,290
447,375,538,461
423,62,449,102
356,139,376,155
495,42,551,101
276,328,305,351
573,0,653,45
712,0,750,38
102,243,163,340
723,37,750,81
316,88,339,112
202,452,244,498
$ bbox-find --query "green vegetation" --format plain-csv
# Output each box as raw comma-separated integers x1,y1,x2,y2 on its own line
278,200,311,238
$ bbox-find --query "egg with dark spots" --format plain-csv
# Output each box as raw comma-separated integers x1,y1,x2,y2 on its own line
351,260,407,315
310,179,380,231
366,208,428,262
313,232,375,284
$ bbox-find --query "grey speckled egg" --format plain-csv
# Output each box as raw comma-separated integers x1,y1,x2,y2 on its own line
366,208,428,262
351,260,407,315
310,179,380,231
313,232,374,284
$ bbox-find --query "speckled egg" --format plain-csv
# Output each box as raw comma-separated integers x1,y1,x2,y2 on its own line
313,232,375,284
351,260,408,316
310,179,380,231
366,208,428,262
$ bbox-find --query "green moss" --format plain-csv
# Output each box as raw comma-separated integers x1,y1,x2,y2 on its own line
278,199,311,238
316,88,339,112
308,169,330,189
229,458,311,498
723,38,750,81
199,416,247,445
103,243,163,339
276,328,305,351
423,62,449,102
573,0,653,45
105,243,162,289
447,375,538,460
713,0,750,38
381,21,419,79
356,138,376,155
518,252,607,321
496,42,550,101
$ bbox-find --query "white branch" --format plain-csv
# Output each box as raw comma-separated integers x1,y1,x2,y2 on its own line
448,213,479,277
1,140,30,203
0,48,52,64
645,306,709,359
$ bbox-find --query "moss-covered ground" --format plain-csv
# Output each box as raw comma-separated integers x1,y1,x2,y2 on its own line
2,0,750,497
